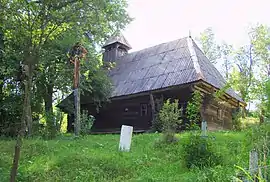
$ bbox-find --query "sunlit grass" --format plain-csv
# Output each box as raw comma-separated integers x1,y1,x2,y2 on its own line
0,131,250,182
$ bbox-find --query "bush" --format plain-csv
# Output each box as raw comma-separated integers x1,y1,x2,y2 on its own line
80,110,94,135
158,99,182,143
186,91,202,129
151,98,164,132
232,109,242,130
183,133,222,169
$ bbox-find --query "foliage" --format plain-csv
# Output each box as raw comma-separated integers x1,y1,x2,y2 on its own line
251,25,270,77
152,119,163,133
0,93,22,137
80,63,113,109
1,0,131,136
260,79,270,121
186,90,202,129
232,109,242,130
246,123,270,180
220,42,233,80
229,46,255,103
197,27,221,64
183,133,223,169
80,110,94,136
158,99,182,143
194,166,234,182
151,97,164,132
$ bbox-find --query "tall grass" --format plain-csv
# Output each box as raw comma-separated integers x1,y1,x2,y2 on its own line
0,131,250,181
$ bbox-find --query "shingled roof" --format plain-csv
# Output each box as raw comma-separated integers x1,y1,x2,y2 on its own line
102,33,132,50
108,36,243,102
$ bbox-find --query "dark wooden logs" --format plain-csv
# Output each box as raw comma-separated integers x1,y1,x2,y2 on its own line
149,93,155,125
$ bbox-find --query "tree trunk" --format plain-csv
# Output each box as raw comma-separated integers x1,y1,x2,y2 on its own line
9,77,28,182
25,68,33,136
44,84,56,138
44,84,53,114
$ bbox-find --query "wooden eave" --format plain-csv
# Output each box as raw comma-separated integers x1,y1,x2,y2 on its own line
110,81,195,101
194,80,246,108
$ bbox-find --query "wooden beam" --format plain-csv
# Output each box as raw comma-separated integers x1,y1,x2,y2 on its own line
194,85,208,94
149,92,155,125
195,84,239,108
197,81,246,108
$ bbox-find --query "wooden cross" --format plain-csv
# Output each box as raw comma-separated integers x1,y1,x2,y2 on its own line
69,42,88,136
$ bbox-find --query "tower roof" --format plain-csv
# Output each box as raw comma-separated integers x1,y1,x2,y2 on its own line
102,33,132,50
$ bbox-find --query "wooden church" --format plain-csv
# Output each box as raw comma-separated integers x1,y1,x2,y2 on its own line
58,34,245,133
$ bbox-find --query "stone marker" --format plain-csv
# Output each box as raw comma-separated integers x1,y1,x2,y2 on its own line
201,120,207,137
249,149,259,178
119,125,133,152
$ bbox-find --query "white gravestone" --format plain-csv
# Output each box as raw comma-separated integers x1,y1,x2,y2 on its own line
201,120,207,137
249,149,259,176
119,125,133,152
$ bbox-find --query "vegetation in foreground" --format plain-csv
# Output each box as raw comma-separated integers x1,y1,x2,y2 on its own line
0,131,250,182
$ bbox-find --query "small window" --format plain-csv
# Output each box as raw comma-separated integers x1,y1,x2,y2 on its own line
140,104,148,116
217,109,223,119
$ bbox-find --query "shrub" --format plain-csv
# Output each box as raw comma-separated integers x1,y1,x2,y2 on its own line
186,91,202,130
33,112,58,140
80,110,94,135
183,133,222,169
232,109,242,130
151,97,164,132
158,99,182,143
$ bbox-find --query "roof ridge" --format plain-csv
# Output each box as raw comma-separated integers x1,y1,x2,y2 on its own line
102,33,132,49
186,37,204,80
127,36,190,55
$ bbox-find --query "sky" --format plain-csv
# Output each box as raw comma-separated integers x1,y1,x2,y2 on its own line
122,0,270,110
123,0,270,52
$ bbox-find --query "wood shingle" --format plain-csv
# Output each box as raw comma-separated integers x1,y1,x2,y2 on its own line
109,36,243,102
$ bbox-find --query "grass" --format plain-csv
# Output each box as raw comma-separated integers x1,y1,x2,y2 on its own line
0,131,251,182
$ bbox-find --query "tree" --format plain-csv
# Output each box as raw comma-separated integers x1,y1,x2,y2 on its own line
251,25,270,77
229,45,255,103
2,0,131,135
197,27,221,64
1,0,131,181
263,80,270,119
220,42,233,80
249,24,270,121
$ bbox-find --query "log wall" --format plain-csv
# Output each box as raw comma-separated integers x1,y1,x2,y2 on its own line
202,98,233,130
